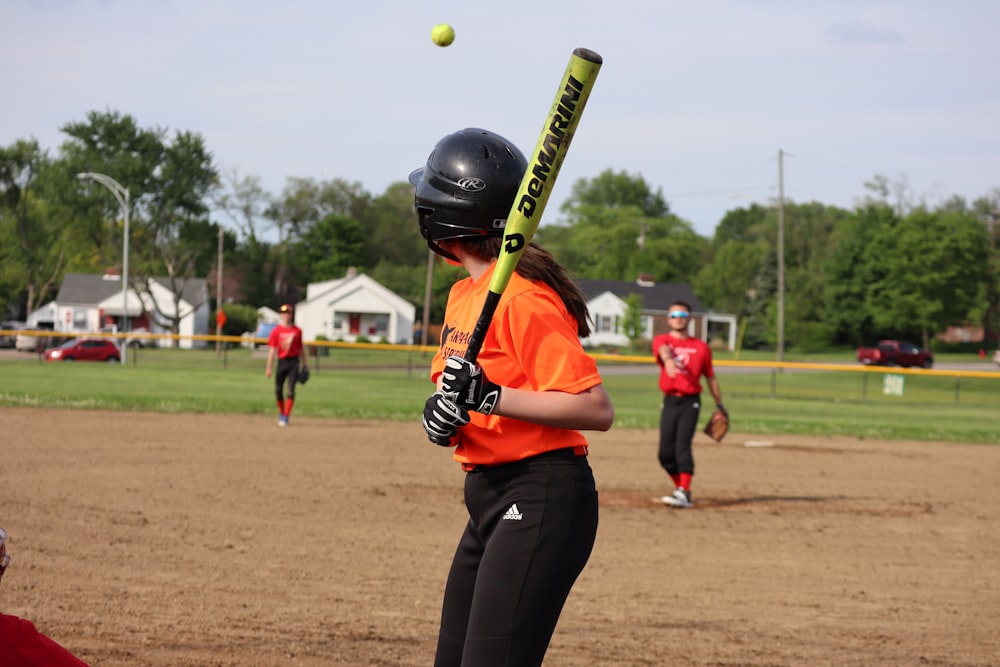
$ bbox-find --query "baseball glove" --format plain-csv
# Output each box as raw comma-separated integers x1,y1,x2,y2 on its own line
704,409,729,442
297,366,310,385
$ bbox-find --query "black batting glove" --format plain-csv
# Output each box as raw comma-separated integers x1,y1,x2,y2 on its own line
422,392,470,446
441,356,502,415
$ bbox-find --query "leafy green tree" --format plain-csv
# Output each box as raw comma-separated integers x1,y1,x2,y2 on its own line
294,214,365,282
0,139,70,316
694,238,770,318
544,170,699,282
560,168,670,217
61,111,165,272
621,293,646,351
782,202,849,350
64,112,218,342
825,203,990,348
866,208,988,348
213,168,275,307
141,130,219,341
364,181,427,270
216,302,259,337
712,203,769,247
734,245,778,350
968,192,1000,350
823,204,894,346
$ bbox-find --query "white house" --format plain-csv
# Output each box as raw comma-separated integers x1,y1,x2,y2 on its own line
577,277,737,350
256,306,280,326
294,270,416,345
53,272,210,349
25,300,57,328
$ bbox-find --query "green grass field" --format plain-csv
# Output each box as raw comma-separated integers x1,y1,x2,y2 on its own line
2,346,998,444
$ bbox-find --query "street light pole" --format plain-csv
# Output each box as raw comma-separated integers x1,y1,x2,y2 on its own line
77,172,130,365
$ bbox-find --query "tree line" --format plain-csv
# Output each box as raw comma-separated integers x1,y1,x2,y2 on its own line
1,110,997,350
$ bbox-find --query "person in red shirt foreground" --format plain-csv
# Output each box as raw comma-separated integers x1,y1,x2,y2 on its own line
652,300,727,508
412,128,615,667
0,526,90,666
265,303,305,426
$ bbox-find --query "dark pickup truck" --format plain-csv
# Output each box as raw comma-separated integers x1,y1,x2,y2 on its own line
857,340,934,368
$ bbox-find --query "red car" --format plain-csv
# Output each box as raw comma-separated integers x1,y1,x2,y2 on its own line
44,338,121,363
856,339,934,368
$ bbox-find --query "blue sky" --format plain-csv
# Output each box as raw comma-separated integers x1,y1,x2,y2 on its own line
3,0,999,238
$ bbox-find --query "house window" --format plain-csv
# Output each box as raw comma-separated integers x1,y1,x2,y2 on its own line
73,309,87,331
332,312,345,332
596,314,617,334
373,313,389,336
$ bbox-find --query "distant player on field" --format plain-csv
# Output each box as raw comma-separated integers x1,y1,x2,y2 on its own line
265,303,304,427
652,300,726,508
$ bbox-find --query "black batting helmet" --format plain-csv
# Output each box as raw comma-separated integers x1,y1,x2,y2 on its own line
409,128,527,261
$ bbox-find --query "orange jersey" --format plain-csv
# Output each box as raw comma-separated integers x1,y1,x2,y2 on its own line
431,264,602,468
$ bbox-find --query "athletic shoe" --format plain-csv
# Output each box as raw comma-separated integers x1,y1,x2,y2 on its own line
662,487,692,508
278,415,288,427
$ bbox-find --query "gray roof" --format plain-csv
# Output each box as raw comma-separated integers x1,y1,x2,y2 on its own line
56,273,124,305
56,272,206,306
149,276,207,306
575,279,706,313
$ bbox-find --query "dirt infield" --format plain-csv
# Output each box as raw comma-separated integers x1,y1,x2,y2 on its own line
2,407,998,666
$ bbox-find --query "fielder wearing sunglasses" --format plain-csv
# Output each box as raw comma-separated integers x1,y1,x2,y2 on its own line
650,301,727,509
0,526,92,666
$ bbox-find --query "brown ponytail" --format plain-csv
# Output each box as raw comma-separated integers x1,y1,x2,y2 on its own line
460,237,592,337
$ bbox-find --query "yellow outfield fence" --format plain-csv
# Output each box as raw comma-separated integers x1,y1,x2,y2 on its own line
5,329,999,406
594,353,1000,380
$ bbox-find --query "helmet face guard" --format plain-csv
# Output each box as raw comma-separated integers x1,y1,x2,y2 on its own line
410,128,527,261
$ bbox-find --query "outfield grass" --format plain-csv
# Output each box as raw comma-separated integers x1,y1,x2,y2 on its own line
2,347,998,444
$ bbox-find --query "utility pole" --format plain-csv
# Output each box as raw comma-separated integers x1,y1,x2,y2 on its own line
983,211,998,354
777,149,785,364
216,226,224,356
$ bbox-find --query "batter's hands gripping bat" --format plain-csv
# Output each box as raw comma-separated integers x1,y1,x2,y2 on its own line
463,47,603,364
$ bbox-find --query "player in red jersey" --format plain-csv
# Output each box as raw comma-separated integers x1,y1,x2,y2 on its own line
265,303,304,426
651,300,727,508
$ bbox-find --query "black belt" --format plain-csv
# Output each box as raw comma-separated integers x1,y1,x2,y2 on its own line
462,446,588,472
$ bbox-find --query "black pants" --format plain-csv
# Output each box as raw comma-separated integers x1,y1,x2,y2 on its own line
434,449,599,667
658,394,701,476
274,356,299,402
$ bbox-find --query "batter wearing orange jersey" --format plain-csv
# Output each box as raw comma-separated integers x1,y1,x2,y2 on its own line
411,128,615,667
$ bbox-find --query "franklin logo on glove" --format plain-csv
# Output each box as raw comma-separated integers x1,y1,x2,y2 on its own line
422,392,470,446
441,356,502,415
